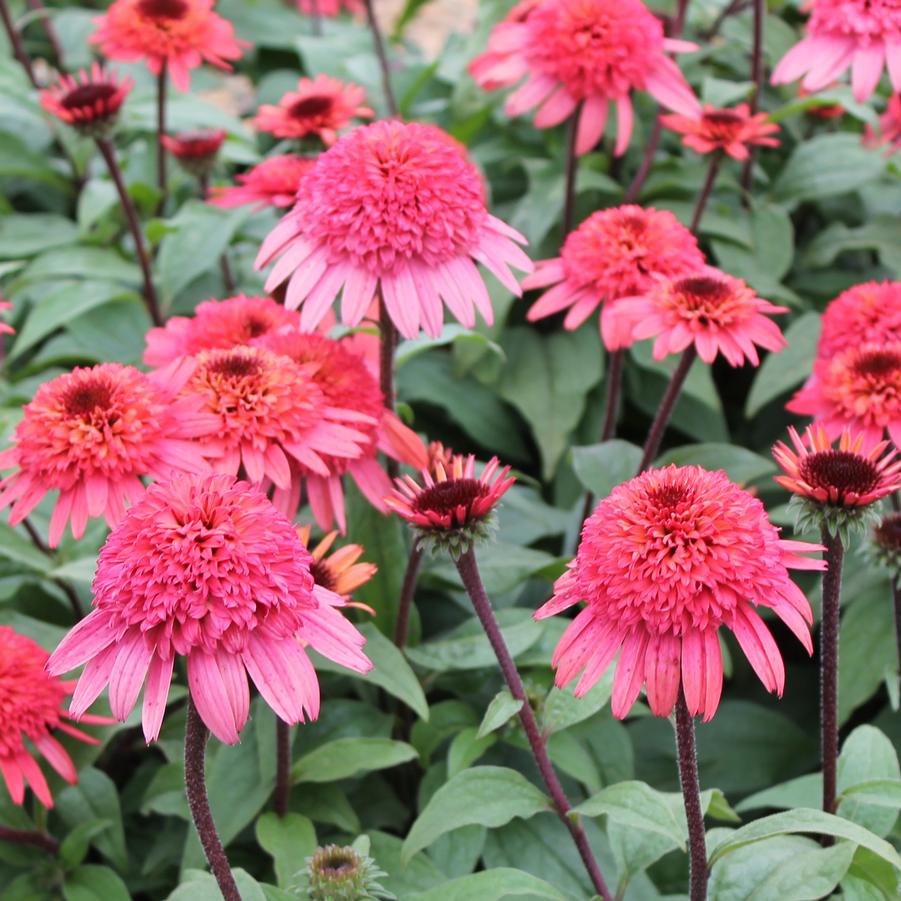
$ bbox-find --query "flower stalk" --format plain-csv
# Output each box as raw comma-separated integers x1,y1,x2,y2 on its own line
741,0,766,193
199,174,236,294
675,692,708,901
363,0,398,117
819,525,844,824
690,154,721,234
454,547,613,901
562,102,584,237
393,542,423,649
156,65,168,213
0,825,59,854
0,0,38,87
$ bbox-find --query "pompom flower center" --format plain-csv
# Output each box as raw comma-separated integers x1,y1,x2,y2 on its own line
61,83,118,109
673,275,732,312
309,559,338,592
799,449,882,498
413,478,486,516
206,350,263,379
137,0,189,20
852,347,901,378
62,378,115,417
288,95,335,118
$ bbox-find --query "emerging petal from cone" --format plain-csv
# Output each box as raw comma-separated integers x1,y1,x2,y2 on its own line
536,465,822,721
40,63,133,137
208,155,315,211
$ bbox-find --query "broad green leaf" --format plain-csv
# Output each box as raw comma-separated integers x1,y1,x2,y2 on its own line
541,669,614,736
0,132,70,191
167,869,267,901
254,813,316,889
655,443,775,485
571,440,642,499
17,247,139,286
837,725,901,836
737,773,822,813
0,520,51,572
447,727,496,778
407,868,567,901
842,847,901,900
292,738,417,783
402,766,550,864
0,213,77,258
60,820,112,869
396,324,504,367
428,542,558,596
748,841,856,900
477,690,523,739
63,866,130,901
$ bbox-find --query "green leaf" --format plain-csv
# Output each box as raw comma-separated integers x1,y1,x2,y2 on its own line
0,520,51,572
402,766,550,864
60,820,112,869
737,773,822,813
17,247,139,286
655,443,775,485
837,725,901,837
254,813,316,889
708,808,901,870
0,213,77,258
477,690,523,739
541,669,614,736
746,311,821,417
396,324,504,368
499,325,603,479
407,868,567,901
292,738,417,783
167,869,268,901
0,131,70,191
748,841,856,900
63,866,130,901
447,727,496,778
571,440,643,499
771,134,885,205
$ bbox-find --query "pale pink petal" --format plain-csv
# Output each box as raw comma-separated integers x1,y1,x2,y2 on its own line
242,633,320,725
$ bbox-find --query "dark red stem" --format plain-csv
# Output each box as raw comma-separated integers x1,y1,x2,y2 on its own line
690,155,721,234
21,517,84,619
562,102,584,238
455,549,612,901
624,117,662,203
26,0,63,68
675,692,708,901
893,577,901,698
200,174,236,294
741,0,766,193
156,65,168,214
275,718,291,817
394,542,423,648
363,0,398,117
0,0,37,87
184,697,241,901
0,825,58,854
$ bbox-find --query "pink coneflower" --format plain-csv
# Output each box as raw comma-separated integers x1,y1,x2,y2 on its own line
386,453,515,553
143,294,300,366
255,120,532,339
161,129,226,176
788,342,901,446
0,626,111,808
536,465,822,720
178,345,370,496
468,0,700,156
46,473,371,745
772,0,901,102
253,75,373,145
209,155,315,211
0,363,217,546
864,93,901,151
257,329,428,529
815,281,901,364
39,64,133,137
603,267,788,364
297,0,362,14
522,205,704,336
91,0,246,92
774,425,901,506
661,103,780,160
298,525,377,601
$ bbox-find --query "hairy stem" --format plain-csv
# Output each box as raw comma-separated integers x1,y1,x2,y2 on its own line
394,542,423,649
184,698,241,900
561,102,584,238
690,155,721,234
623,117,662,203
275,718,291,817
820,527,844,826
675,692,708,901
363,0,398,117
455,548,613,901
97,139,163,326
0,825,59,854
156,65,168,214
0,0,37,87
740,0,766,194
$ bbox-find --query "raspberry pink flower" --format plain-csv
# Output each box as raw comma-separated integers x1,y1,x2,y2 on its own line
161,129,226,177
816,281,901,364
91,0,246,92
536,465,823,720
788,342,901,446
297,0,362,14
298,525,377,601
143,294,300,366
39,64,134,137
661,103,780,160
257,329,428,529
46,473,371,744
772,0,901,102
469,0,700,156
209,155,315,211
177,345,369,494
0,362,217,546
255,120,532,339
603,267,788,364
253,75,373,145
522,205,704,335
0,626,111,808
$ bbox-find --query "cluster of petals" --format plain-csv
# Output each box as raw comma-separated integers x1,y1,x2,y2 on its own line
773,425,901,508
864,93,901,151
255,119,532,340
0,626,111,808
815,281,901,364
298,525,377,601
91,0,247,91
536,465,823,721
660,103,780,160
47,473,371,745
0,362,217,546
469,0,700,156
296,0,362,14
788,342,901,445
522,205,704,334
772,0,901,102
253,75,373,144
161,129,226,166
386,453,514,532
603,266,788,364
40,64,133,133
209,155,315,210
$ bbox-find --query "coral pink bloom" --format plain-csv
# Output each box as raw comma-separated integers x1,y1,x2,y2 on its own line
297,0,362,14
178,345,370,497
257,329,428,530
298,525,377,601
864,93,901,150
255,120,532,340
209,155,315,211
0,363,217,546
91,0,247,92
772,0,901,102
537,466,823,721
253,75,373,145
40,64,133,137
469,0,700,156
604,267,788,364
143,294,300,366
815,281,901,366
0,626,111,808
660,103,780,160
47,473,371,745
788,342,901,446
773,425,901,507
522,205,704,336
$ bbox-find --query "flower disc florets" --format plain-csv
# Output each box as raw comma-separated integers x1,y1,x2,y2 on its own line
296,842,394,901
